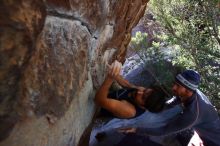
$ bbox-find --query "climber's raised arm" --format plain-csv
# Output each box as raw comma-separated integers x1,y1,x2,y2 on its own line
94,60,136,118
95,60,167,118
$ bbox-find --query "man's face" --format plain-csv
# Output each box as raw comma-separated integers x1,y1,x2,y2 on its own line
172,82,189,101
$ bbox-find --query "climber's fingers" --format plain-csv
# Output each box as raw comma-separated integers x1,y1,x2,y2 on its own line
114,61,122,76
108,60,122,78
111,60,121,77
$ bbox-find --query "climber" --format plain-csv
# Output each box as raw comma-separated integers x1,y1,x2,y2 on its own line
119,70,220,146
95,60,167,119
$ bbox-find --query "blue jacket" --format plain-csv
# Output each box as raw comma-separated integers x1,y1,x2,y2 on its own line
136,90,220,145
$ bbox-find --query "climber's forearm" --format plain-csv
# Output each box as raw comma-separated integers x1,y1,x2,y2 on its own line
95,76,113,106
114,75,137,89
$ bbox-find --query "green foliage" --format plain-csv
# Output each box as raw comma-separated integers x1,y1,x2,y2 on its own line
129,31,176,94
149,0,220,111
171,45,196,68
131,31,148,51
129,0,220,112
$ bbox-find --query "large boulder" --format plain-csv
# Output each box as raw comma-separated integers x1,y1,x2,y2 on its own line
0,0,149,145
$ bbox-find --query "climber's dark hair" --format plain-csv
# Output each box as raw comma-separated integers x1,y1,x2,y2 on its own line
143,85,167,113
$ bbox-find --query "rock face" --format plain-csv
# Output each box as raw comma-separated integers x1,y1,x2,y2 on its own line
0,0,149,145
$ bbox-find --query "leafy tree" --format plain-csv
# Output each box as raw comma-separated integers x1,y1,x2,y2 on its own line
148,0,220,110
128,0,220,112
129,31,177,96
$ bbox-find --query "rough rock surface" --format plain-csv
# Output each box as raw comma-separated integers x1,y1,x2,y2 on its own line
0,0,149,145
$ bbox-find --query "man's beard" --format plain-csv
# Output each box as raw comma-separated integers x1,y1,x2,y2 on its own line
172,90,178,97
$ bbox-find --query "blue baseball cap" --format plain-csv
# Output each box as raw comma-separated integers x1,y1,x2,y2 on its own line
175,70,201,91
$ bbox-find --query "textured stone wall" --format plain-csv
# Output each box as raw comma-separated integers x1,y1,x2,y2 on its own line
0,0,149,145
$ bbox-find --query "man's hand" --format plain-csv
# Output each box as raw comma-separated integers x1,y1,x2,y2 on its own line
117,127,137,134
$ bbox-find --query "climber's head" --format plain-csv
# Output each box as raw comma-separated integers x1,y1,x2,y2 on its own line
135,86,166,113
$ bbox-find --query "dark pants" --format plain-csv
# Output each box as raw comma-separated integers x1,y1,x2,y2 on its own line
115,133,162,146
177,131,218,146
176,130,194,146
200,137,219,146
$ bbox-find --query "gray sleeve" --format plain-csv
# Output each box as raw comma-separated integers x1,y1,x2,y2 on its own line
136,106,199,136
102,105,182,132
